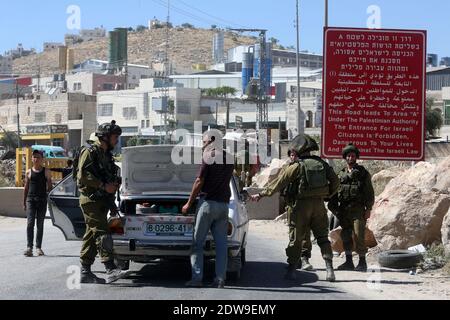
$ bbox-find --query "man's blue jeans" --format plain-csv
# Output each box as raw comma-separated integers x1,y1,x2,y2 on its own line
190,199,229,282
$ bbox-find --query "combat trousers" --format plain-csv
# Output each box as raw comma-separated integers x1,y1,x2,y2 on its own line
339,205,367,256
286,198,333,266
79,198,114,266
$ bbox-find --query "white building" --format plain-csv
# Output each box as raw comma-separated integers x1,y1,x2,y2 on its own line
96,79,201,145
171,68,322,97
73,59,157,89
32,72,126,96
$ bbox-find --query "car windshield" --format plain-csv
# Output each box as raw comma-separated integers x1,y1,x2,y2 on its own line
53,151,66,158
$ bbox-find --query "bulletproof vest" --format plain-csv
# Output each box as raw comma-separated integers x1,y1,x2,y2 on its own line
297,157,330,199
338,166,367,203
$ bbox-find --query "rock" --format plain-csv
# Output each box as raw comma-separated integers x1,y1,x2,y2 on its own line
441,208,450,257
369,183,450,251
251,158,290,188
431,157,450,194
329,226,377,254
372,166,407,196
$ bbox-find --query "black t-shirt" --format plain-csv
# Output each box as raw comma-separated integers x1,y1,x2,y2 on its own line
198,150,234,203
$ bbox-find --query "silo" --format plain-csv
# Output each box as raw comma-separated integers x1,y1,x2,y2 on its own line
58,46,68,73
253,43,261,80
253,42,273,95
115,28,128,69
108,31,120,70
212,31,225,64
264,42,273,95
242,52,254,93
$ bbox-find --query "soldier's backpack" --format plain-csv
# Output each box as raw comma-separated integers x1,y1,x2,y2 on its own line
72,143,97,182
297,156,330,198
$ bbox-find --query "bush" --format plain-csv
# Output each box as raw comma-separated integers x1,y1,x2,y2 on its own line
136,25,147,32
426,108,443,137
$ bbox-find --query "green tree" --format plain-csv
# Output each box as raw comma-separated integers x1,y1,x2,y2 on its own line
181,23,195,29
426,107,443,137
269,37,279,45
136,25,147,32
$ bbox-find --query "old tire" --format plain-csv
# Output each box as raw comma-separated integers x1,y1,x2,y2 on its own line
378,250,423,269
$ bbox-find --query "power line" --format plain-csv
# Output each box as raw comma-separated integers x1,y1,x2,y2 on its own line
173,0,248,29
150,0,229,28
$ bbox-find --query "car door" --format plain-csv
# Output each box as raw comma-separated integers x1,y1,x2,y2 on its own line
48,175,85,241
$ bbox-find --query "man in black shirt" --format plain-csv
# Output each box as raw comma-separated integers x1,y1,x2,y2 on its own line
23,150,52,257
182,133,234,289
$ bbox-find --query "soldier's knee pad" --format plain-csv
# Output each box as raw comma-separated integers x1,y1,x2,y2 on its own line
99,234,114,254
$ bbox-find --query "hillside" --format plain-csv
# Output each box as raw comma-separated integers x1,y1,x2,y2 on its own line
12,28,258,76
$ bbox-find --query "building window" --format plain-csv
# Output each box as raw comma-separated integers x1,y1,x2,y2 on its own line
177,100,191,114
123,107,137,120
141,120,145,128
146,120,150,128
445,101,450,126
121,127,139,134
98,104,113,117
53,139,64,147
73,82,82,91
55,114,62,124
102,83,114,91
34,112,46,123
11,115,18,124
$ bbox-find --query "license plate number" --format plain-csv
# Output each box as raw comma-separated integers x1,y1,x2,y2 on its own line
146,223,193,235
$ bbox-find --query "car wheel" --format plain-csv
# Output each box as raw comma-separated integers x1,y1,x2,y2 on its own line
115,259,130,271
378,250,423,269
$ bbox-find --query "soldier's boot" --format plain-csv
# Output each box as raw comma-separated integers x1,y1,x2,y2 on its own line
325,259,336,282
104,261,129,284
355,256,368,272
284,264,297,281
80,265,106,284
337,255,355,271
300,257,314,271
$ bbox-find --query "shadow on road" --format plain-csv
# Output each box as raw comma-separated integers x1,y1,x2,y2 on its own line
112,260,345,295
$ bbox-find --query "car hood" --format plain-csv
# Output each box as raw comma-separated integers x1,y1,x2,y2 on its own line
121,145,201,196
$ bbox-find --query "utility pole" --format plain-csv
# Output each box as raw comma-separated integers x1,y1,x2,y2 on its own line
296,0,304,135
15,80,21,148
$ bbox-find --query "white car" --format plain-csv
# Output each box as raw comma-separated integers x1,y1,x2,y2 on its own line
48,145,250,280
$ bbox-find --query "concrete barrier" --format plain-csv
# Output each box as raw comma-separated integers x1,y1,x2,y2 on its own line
0,188,26,218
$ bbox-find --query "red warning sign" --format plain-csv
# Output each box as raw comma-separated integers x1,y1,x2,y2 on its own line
322,27,426,161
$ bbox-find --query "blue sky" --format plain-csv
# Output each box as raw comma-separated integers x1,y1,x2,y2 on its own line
0,0,448,58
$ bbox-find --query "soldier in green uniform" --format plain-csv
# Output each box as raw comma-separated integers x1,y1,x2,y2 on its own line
328,144,375,272
252,135,340,281
76,120,128,284
283,149,314,272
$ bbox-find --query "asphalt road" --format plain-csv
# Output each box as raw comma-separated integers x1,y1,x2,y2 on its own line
0,218,360,300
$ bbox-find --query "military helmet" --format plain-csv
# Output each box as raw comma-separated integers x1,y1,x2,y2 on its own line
342,143,360,159
96,120,122,138
288,134,319,156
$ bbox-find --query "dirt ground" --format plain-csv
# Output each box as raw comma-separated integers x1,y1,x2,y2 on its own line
250,220,450,300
